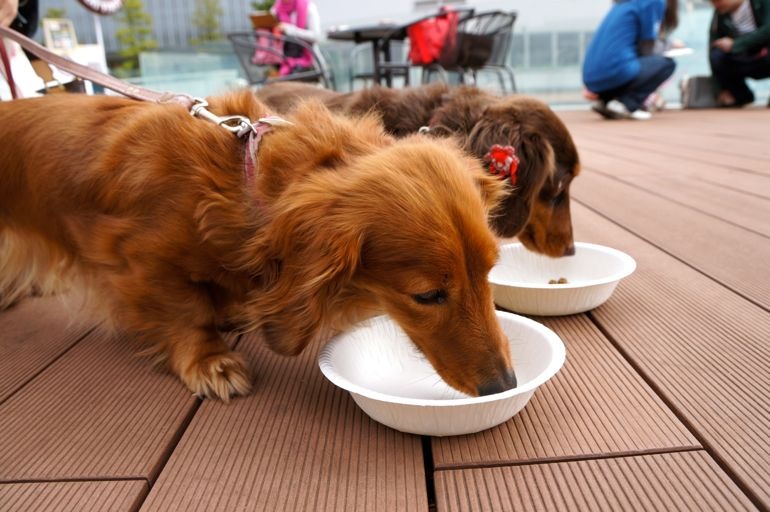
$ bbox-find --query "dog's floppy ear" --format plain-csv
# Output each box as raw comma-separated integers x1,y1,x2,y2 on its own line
248,182,364,356
498,131,554,238
469,117,554,239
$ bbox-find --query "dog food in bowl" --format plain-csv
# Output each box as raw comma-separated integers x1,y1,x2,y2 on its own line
318,311,565,436
490,242,636,316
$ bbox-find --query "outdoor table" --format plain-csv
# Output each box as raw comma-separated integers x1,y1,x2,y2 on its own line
327,22,404,86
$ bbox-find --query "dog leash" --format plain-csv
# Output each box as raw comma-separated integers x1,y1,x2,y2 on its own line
0,38,18,99
0,24,292,141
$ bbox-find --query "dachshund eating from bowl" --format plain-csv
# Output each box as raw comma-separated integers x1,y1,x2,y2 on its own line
257,82,581,257
0,90,516,401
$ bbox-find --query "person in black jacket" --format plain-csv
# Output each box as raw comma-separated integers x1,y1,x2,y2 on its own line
1,0,36,35
710,0,770,106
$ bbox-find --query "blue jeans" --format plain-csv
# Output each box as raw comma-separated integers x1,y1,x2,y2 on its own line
710,46,770,105
598,55,676,112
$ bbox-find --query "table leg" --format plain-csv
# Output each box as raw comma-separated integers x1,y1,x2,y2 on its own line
383,42,393,87
371,41,394,88
371,43,381,85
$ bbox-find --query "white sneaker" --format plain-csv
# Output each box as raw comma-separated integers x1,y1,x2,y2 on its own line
629,109,652,120
606,99,652,120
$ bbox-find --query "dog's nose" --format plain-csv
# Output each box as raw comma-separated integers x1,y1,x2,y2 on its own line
563,244,576,256
477,369,517,396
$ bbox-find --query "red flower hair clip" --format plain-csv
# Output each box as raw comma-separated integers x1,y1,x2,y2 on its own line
482,144,519,185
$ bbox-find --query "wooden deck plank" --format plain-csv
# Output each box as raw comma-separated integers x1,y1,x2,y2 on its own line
0,296,93,403
565,109,770,175
0,480,147,512
575,142,770,209
562,197,770,507
434,451,758,512
571,171,770,308
0,327,197,481
141,331,427,512
432,314,698,468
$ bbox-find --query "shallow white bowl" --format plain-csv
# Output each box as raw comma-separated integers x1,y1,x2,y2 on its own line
318,311,565,436
489,242,636,316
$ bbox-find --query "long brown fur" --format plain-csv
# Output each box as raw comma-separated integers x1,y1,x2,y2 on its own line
257,82,581,257
0,90,516,401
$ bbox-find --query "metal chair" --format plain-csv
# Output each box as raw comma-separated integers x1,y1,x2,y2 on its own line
227,31,335,89
348,43,375,89
476,11,518,92
422,11,517,93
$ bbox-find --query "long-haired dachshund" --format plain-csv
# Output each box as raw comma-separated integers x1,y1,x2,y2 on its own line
257,82,581,257
0,91,516,401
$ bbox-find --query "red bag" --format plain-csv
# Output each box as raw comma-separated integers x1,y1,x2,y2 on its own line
407,8,459,65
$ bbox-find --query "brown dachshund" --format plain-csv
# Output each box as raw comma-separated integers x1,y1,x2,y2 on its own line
0,90,516,401
257,82,581,257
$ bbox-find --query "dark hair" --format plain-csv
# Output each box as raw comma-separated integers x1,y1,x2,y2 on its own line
662,0,679,32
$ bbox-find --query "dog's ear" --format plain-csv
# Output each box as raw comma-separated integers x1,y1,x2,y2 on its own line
469,114,554,238
248,183,364,356
499,131,554,238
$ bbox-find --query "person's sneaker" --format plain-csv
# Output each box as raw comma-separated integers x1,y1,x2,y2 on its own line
606,99,652,120
629,109,652,120
591,100,614,119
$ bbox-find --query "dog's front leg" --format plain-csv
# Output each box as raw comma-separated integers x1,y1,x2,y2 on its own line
165,326,252,402
107,270,252,402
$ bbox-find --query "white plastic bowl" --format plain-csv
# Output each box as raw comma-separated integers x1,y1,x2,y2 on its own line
489,242,636,316
318,311,565,436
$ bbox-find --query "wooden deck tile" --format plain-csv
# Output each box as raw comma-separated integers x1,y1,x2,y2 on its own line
432,314,697,468
565,189,770,506
434,451,758,512
565,109,770,175
0,327,197,481
0,296,93,403
567,148,770,236
141,332,427,512
572,169,770,308
0,480,147,512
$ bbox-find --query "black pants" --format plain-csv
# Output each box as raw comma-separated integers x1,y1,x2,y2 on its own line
710,46,770,105
11,0,39,38
597,55,676,112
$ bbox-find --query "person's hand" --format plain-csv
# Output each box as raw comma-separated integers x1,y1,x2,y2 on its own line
670,38,686,49
275,22,288,34
0,0,19,28
712,37,734,52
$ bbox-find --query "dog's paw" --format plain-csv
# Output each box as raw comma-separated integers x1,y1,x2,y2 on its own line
180,351,252,402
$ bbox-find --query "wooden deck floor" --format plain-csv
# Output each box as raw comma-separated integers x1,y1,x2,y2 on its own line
1,107,769,512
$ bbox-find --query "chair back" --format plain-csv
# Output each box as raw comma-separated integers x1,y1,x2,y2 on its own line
440,11,516,70
485,11,517,68
227,31,334,89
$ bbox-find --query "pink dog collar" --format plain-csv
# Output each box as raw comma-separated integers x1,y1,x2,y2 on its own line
243,115,293,185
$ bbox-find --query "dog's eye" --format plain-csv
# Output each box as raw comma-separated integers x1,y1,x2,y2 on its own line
412,289,447,305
